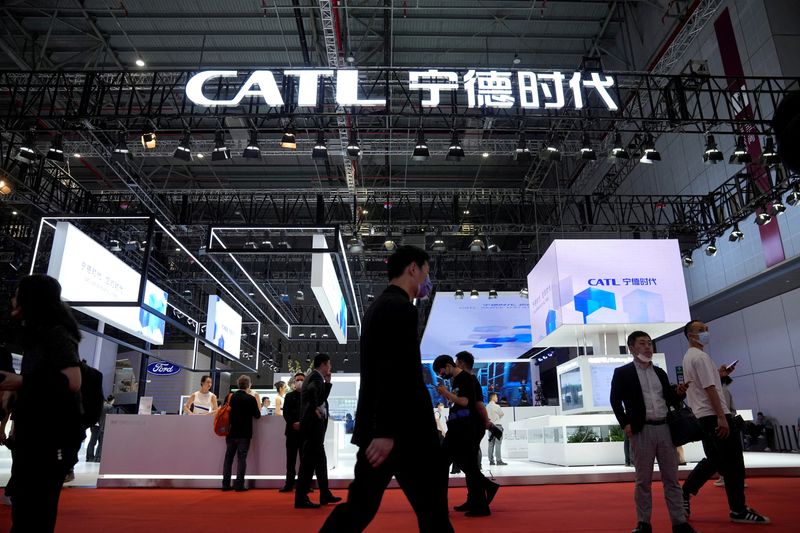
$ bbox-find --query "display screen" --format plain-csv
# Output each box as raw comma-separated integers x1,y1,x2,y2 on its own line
589,364,617,408
310,234,348,344
559,367,584,411
422,360,533,407
421,291,532,361
205,295,243,358
47,221,168,345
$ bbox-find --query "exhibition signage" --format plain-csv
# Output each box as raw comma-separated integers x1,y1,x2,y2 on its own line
527,239,691,347
205,295,243,358
185,69,618,111
146,361,182,376
47,221,169,345
310,234,348,344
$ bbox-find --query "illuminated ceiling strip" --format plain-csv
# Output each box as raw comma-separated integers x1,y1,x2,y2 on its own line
28,218,45,276
337,230,362,335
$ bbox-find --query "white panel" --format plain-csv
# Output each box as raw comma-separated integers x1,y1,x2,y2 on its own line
707,311,753,376
741,297,794,373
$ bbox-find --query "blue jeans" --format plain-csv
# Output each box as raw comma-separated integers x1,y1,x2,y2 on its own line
222,437,251,489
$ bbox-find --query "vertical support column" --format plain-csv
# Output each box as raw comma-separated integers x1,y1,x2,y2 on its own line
137,343,151,402
92,320,105,369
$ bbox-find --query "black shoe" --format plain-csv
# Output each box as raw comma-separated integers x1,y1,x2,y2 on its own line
486,481,500,505
632,522,652,533
489,461,495,465
682,491,691,517
221,486,233,492
497,461,507,466
465,508,491,517
320,493,342,505
295,499,321,509
672,522,698,533
278,485,294,493
730,507,770,524
453,502,470,512
234,487,248,493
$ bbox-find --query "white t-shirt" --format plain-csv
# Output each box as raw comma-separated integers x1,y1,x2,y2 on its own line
683,347,730,418
486,402,504,425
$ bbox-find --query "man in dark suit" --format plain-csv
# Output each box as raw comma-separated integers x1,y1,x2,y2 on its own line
279,372,305,493
295,354,340,508
321,245,453,533
610,331,695,533
221,375,261,492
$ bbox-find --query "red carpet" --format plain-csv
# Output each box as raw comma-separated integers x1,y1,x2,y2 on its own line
1,477,798,532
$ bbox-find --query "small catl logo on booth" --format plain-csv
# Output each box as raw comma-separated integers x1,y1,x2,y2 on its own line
146,361,181,376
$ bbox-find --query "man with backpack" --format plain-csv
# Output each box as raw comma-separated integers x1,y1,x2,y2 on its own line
221,375,261,492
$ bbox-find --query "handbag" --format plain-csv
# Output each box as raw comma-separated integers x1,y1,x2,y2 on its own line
666,404,704,446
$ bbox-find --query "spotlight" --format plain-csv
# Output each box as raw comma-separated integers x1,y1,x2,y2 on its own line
703,134,723,164
512,53,521,65
519,287,529,298
729,135,752,164
73,153,81,158
469,237,485,252
609,132,628,160
682,253,693,267
366,293,375,302
109,239,122,253
280,124,296,150
173,132,192,161
640,133,660,163
46,134,65,162
470,289,479,299
771,201,786,216
212,130,231,161
197,153,204,159
295,290,305,301
0,179,11,195
412,129,430,161
760,135,778,165
729,224,744,242
312,131,328,160
432,239,447,252
543,138,561,162
112,132,131,162
346,133,361,158
135,58,146,67
140,129,157,149
446,131,465,161
347,234,364,253
755,211,772,226
243,130,261,158
384,235,397,251
15,132,37,164
487,243,501,253
454,289,464,299
580,133,596,160
514,132,531,163
786,183,800,206
488,289,498,299
482,152,489,158
705,239,718,256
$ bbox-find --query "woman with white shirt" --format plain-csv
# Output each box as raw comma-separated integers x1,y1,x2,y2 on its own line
183,375,218,415
273,381,287,417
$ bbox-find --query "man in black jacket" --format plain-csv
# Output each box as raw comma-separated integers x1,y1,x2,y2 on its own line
321,246,453,533
295,354,340,508
279,372,305,492
222,375,261,492
610,331,695,533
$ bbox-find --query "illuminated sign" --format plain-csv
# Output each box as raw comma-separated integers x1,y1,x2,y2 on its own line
311,234,348,344
185,69,618,111
205,295,243,358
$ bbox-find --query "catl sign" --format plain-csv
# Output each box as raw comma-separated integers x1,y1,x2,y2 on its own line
185,69,618,111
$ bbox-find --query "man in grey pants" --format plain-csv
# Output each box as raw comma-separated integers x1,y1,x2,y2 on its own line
610,331,696,533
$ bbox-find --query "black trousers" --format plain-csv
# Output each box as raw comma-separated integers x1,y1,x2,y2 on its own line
10,445,72,533
284,430,302,487
222,436,251,489
295,430,329,501
444,426,490,510
86,425,100,460
320,437,454,533
683,414,746,512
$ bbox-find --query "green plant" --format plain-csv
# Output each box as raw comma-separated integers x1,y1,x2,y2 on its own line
567,426,599,443
287,358,313,376
609,424,624,442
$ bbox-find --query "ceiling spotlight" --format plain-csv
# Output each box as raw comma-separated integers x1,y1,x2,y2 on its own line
280,124,296,150
470,289,479,299
514,132,531,163
135,58,146,67
243,130,261,158
760,135,778,165
46,134,65,162
109,239,122,253
346,51,356,63
482,151,489,158
412,128,430,161
487,243,501,253
366,293,375,302
295,290,305,301
488,289,498,299
15,132,37,165
384,235,397,251
446,130,464,161
212,130,231,161
347,234,364,253
432,238,447,253
703,133,723,164
544,138,561,162
512,53,521,65
771,200,786,216
312,130,328,160
640,133,660,163
454,289,464,299
682,253,694,267
173,131,192,161
197,152,204,159
346,133,361,158
609,132,628,160
519,287,529,298
755,211,772,226
140,129,157,149
705,239,718,256
729,223,744,242
580,132,596,160
73,153,81,158
786,183,800,206
729,135,752,164
469,237,485,252
112,131,131,162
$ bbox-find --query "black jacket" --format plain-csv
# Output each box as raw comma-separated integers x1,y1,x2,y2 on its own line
228,390,261,439
299,370,332,438
283,389,301,436
610,361,683,435
351,285,438,448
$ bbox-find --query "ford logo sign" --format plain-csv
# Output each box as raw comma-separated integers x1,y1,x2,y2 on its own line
146,361,181,376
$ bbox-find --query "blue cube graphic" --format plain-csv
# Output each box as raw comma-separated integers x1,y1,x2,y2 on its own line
545,309,557,334
573,288,617,324
622,289,665,323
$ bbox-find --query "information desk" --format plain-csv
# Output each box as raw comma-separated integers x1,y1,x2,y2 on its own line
97,414,340,488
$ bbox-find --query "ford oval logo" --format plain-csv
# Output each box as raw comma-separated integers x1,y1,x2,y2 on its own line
146,361,181,376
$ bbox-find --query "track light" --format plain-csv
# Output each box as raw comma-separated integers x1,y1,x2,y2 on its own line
705,239,717,256
347,234,364,253
140,129,156,149
729,224,744,242
487,243,501,253
412,129,430,161
384,231,397,251
173,132,192,161
470,289,479,299
346,133,361,158
454,289,464,299
580,133,596,160
16,132,37,164
703,134,723,164
296,290,305,301
682,253,694,267
109,239,122,253
280,124,296,150
312,131,328,160
640,133,660,163
520,288,529,298
243,130,261,159
609,132,628,160
512,53,521,65
488,289,498,299
46,134,65,162
755,211,772,226
446,131,464,161
544,137,561,162
729,135,751,164
212,130,231,161
760,135,778,165
787,183,800,206
514,132,531,163
771,200,786,216
112,132,131,162
432,239,447,252
469,237,485,252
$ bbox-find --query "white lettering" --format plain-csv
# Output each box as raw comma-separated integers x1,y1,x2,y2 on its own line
284,69,334,107
408,69,459,107
233,71,284,106
336,70,385,106
185,70,239,106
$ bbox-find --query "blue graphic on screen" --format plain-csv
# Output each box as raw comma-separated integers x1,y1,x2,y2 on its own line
545,309,557,334
337,294,348,340
622,289,666,322
560,367,584,410
138,286,168,339
573,288,617,324
423,361,533,407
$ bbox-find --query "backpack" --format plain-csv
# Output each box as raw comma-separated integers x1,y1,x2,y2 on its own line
213,393,233,436
79,361,105,429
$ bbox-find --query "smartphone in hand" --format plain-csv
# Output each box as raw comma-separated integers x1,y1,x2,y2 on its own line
725,360,739,372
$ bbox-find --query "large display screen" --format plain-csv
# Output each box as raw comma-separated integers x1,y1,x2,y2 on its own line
205,295,243,358
311,234,348,344
47,221,168,345
559,366,583,411
421,291,532,361
527,239,690,346
422,360,533,407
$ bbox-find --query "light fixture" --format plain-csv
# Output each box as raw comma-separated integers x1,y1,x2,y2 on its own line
755,211,772,226
454,289,464,299
703,133,723,164
760,135,778,165
347,234,364,253
312,130,328,160
771,200,786,216
729,135,751,164
346,132,361,158
786,183,800,206
514,132,531,163
11,210,18,216
173,131,192,161
432,238,447,253
296,290,305,301
111,132,131,162
682,253,693,267
705,239,718,256
412,128,430,161
519,288,529,298
212,130,231,161
512,53,521,65
73,153,81,158
280,124,296,150
46,134,65,162
243,130,261,158
729,224,744,242
366,293,375,302
135,58,146,67
609,132,628,160
261,239,273,248
469,237,485,252
0,179,11,195
384,233,397,251
447,130,464,161
109,239,122,252
488,289,498,299
580,132,596,160
140,129,157,149
544,137,561,162
15,132,37,164
640,133,660,163
470,289,479,299
482,151,489,158
346,51,355,63
487,242,501,253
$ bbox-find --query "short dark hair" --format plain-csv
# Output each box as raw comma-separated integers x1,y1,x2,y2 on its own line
626,331,651,348
200,375,212,385
683,320,701,339
294,372,305,379
489,392,498,401
274,380,286,391
432,354,455,373
436,402,444,407
387,245,430,280
313,353,331,369
455,351,475,369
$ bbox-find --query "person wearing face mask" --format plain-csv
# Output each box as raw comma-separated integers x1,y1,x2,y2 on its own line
681,321,769,525
321,246,453,533
610,331,694,533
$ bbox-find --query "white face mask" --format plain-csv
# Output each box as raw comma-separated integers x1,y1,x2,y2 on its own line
634,352,653,364
697,331,710,345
